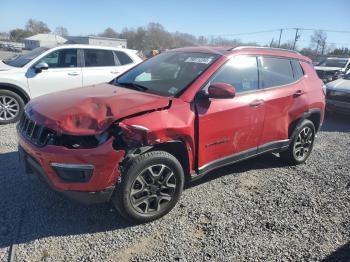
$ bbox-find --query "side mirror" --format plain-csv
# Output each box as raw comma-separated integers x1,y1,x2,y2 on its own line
208,82,236,99
34,62,49,73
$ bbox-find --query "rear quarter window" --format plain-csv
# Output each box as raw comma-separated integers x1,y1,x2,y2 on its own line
291,60,304,80
115,51,133,65
259,56,294,88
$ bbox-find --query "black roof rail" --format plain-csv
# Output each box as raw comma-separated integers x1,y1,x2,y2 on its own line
229,46,301,55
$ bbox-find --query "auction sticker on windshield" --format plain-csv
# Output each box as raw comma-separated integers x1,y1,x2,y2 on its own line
185,57,214,64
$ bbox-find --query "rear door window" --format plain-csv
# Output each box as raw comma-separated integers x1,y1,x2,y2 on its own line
84,49,115,67
114,51,133,65
259,56,294,88
209,55,259,93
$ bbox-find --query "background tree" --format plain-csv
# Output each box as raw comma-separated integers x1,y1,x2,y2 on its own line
25,19,50,34
310,30,327,55
55,26,69,37
172,32,197,48
197,35,208,45
328,47,350,56
120,27,147,50
143,23,174,50
9,28,32,42
99,27,118,38
300,47,317,60
279,40,295,50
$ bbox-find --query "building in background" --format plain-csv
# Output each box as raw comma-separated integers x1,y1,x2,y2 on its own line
24,34,67,50
0,33,10,41
66,36,127,48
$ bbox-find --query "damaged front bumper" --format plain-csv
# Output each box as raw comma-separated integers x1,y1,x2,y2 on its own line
17,130,125,205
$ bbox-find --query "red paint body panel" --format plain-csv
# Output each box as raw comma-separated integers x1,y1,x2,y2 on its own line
27,83,170,135
196,90,265,167
258,80,309,145
17,47,325,198
18,132,124,191
121,98,196,171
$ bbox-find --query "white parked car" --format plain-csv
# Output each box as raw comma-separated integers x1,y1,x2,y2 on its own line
0,45,142,124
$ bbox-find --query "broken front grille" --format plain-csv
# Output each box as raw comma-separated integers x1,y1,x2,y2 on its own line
18,113,55,147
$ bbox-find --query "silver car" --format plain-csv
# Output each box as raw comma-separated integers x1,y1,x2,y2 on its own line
326,73,350,114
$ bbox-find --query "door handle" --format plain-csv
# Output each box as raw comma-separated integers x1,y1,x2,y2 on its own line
249,99,264,107
68,72,79,76
293,90,305,97
110,71,120,74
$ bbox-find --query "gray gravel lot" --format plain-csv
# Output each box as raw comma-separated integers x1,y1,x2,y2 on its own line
0,50,26,61
0,113,349,262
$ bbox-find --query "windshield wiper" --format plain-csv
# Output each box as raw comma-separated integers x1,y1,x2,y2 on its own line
116,82,149,91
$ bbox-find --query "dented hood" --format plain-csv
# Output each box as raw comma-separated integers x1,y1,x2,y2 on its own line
26,83,171,135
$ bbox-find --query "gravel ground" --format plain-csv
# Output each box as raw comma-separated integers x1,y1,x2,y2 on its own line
0,113,349,262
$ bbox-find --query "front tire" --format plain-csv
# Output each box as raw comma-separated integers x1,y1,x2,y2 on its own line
112,150,184,223
280,119,316,165
0,90,24,124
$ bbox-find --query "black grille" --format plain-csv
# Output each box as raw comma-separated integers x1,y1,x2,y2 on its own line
316,70,336,78
18,113,55,147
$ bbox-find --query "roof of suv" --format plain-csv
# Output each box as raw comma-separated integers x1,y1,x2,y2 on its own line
49,44,138,53
170,46,311,62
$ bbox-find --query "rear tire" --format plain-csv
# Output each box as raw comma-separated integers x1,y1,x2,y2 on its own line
0,90,24,124
112,150,184,223
280,119,315,165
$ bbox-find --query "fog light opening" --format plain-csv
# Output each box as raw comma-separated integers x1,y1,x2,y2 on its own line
51,163,94,183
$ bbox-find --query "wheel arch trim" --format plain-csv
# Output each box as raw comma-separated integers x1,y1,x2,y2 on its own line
0,82,30,103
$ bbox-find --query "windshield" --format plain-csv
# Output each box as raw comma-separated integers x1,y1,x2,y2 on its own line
319,58,348,68
3,47,49,67
115,52,219,97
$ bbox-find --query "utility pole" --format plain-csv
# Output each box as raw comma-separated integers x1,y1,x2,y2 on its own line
293,28,300,50
278,29,283,48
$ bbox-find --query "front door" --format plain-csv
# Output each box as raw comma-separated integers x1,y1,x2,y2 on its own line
196,55,265,173
27,48,82,98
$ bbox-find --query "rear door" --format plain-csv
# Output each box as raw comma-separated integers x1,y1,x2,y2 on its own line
257,56,309,146
81,48,119,86
196,55,265,172
27,48,82,97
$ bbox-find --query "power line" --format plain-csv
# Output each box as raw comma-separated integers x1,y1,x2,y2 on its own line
208,29,281,37
298,40,350,46
284,28,350,34
208,28,350,38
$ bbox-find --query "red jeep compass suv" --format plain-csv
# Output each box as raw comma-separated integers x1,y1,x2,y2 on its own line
17,46,325,222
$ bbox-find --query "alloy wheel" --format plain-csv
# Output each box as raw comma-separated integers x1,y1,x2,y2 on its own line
0,95,20,121
293,126,314,161
130,164,177,214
